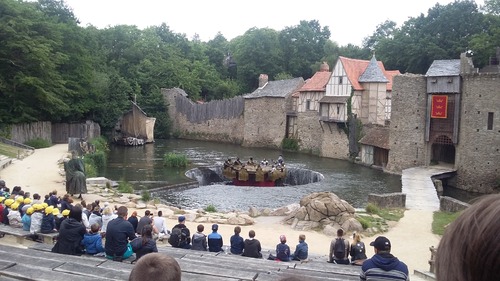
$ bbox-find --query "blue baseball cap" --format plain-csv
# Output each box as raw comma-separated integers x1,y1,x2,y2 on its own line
178,215,186,222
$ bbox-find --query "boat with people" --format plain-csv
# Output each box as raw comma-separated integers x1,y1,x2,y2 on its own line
222,156,287,187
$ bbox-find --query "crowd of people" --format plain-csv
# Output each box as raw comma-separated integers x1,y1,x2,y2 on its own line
2,178,499,281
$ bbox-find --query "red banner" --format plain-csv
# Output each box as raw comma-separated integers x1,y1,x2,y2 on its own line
431,95,448,118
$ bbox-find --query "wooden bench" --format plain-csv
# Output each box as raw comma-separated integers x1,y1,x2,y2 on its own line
37,232,59,244
0,225,31,244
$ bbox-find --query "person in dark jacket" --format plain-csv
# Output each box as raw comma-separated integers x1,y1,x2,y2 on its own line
131,224,158,260
135,210,152,234
170,215,191,249
207,224,223,252
360,236,409,281
52,206,86,255
230,226,244,255
291,234,309,261
242,230,262,258
60,194,73,212
105,206,136,261
127,211,139,232
40,206,56,233
350,232,367,265
191,224,207,251
268,235,291,261
81,223,105,255
48,190,60,208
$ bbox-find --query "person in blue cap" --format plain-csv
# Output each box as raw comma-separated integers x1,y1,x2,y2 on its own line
169,215,191,249
207,224,223,252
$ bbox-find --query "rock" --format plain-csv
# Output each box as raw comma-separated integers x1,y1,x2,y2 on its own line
155,204,170,209
248,206,260,217
227,216,246,225
293,221,320,231
194,217,209,223
270,206,288,216
113,197,130,204
125,202,136,208
323,225,337,236
341,218,363,233
135,203,147,209
261,208,272,216
184,213,197,222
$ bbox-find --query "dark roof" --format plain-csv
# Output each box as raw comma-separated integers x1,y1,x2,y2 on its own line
319,96,349,104
426,60,461,77
244,77,304,99
359,55,389,83
359,127,390,150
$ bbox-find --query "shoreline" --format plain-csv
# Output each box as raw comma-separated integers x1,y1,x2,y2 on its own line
0,144,439,278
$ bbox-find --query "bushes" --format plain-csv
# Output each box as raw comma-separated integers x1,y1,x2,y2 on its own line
204,204,217,213
117,181,134,193
24,138,51,148
164,152,188,167
281,137,299,151
83,136,109,176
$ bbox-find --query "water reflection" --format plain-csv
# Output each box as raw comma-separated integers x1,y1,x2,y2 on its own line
104,139,402,211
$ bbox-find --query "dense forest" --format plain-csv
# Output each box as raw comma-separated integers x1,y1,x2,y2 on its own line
0,0,499,138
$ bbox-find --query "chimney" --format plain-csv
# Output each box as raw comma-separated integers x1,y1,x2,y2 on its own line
320,61,329,72
259,74,268,88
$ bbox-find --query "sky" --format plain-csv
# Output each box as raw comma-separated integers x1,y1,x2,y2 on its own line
64,0,485,46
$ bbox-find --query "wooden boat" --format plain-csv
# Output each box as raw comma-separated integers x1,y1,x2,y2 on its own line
113,101,156,146
222,159,286,187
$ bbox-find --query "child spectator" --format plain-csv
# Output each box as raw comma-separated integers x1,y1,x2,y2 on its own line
230,226,245,255
291,234,308,261
49,190,60,208
43,194,51,205
268,235,291,261
57,209,70,230
16,196,25,216
207,224,223,252
75,203,90,229
88,206,102,227
242,230,262,258
22,206,34,231
81,223,105,256
2,198,14,225
101,206,117,233
8,202,22,228
32,193,42,204
60,194,73,212
128,253,181,281
127,211,139,231
30,204,44,234
0,196,5,224
191,224,207,251
21,198,32,216
52,208,61,230
131,224,158,260
41,206,57,233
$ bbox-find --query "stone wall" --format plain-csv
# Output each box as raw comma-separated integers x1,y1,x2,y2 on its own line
321,125,350,160
439,196,470,212
367,193,406,208
243,97,287,148
296,111,323,154
386,75,428,173
456,73,500,193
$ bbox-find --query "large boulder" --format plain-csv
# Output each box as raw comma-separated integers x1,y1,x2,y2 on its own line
285,192,358,233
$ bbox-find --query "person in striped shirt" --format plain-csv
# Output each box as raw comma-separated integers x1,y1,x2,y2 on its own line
360,236,409,281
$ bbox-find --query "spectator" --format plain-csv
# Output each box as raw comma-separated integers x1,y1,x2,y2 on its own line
360,236,409,281
168,215,191,249
128,253,181,281
2,198,14,225
88,206,102,227
268,235,291,261
105,206,136,261
48,190,60,208
291,234,308,261
7,202,22,228
60,194,73,212
30,204,44,234
191,224,207,251
131,224,158,260
436,194,500,281
22,206,34,231
127,211,139,232
329,229,350,264
75,203,90,229
242,230,262,258
81,223,105,256
153,210,169,240
230,226,245,255
101,206,117,233
32,193,42,204
350,232,367,265
52,206,86,255
136,210,152,234
207,224,223,252
40,206,56,233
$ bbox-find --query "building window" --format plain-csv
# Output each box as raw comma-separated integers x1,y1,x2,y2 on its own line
306,100,311,110
337,105,340,115
339,76,343,84
487,112,494,130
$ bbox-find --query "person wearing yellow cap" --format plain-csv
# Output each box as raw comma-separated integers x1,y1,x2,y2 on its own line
30,204,44,234
21,198,32,217
52,208,62,231
0,197,5,226
2,198,15,225
22,207,35,231
41,206,57,234
7,202,23,228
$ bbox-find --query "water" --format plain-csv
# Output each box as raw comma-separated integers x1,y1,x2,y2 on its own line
103,139,402,211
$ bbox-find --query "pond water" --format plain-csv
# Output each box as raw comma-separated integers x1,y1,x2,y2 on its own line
103,139,403,211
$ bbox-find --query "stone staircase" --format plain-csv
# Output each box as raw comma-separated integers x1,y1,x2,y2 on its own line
0,155,13,171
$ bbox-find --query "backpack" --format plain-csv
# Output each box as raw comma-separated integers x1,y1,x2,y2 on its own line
333,238,346,259
168,227,182,247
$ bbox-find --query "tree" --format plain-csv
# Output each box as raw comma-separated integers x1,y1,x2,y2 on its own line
484,0,500,15
363,20,397,51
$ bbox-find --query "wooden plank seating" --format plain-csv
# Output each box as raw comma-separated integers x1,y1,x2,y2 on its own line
37,232,59,244
0,225,31,244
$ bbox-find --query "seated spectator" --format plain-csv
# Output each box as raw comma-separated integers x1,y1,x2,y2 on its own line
230,226,245,255
22,206,34,231
436,194,500,281
30,204,44,234
131,224,158,260
40,205,57,233
329,228,350,264
191,224,207,251
350,232,367,265
49,190,60,208
128,253,181,281
52,206,86,255
21,197,32,216
105,206,136,261
82,223,105,256
268,235,291,261
153,210,169,240
57,209,70,231
242,230,262,258
2,198,14,225
60,194,73,212
7,202,22,228
208,224,223,252
136,210,152,234
291,234,308,261
361,236,409,280
169,216,191,249
52,208,61,230
101,206,117,233
32,193,42,204
127,211,139,232
88,206,102,227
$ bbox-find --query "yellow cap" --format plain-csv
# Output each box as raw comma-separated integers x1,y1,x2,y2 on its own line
45,206,54,215
11,202,19,210
52,208,60,216
33,204,44,211
62,209,70,216
24,198,32,204
26,207,35,215
16,196,24,203
4,199,14,207
0,197,4,203
41,203,48,208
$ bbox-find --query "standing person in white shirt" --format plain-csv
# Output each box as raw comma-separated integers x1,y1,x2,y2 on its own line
153,210,169,240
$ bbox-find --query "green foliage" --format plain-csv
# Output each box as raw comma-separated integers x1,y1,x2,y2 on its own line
432,211,462,235
24,138,51,148
164,153,188,167
0,143,19,158
365,203,405,222
117,181,134,193
281,137,299,151
204,204,217,213
365,203,380,214
141,190,151,202
89,136,109,153
84,151,106,172
356,216,372,229
84,162,97,178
